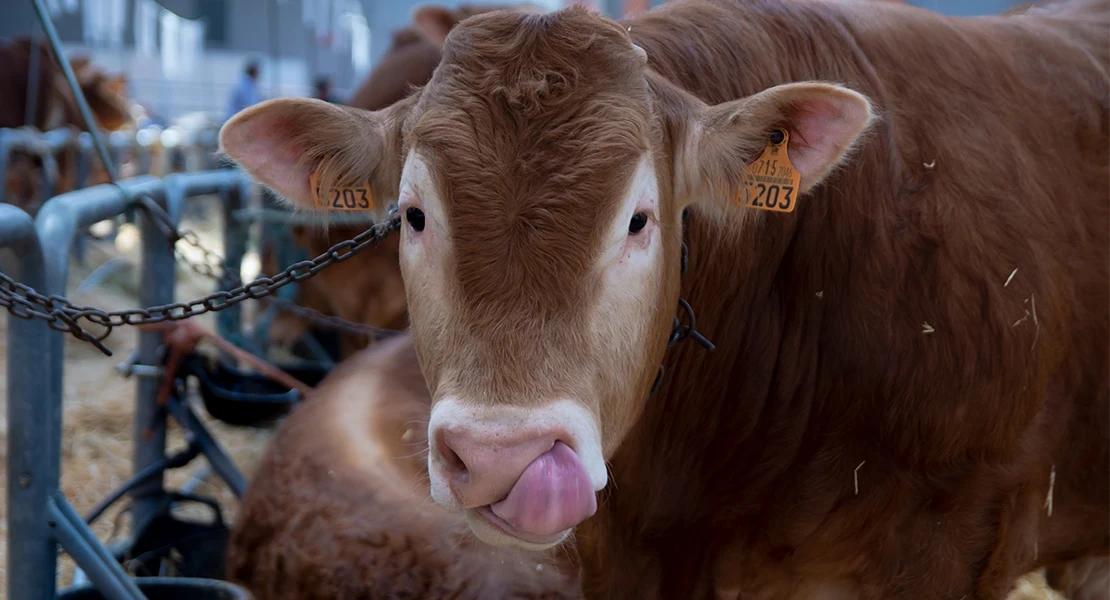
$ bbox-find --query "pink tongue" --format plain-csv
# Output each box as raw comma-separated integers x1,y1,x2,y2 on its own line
490,441,597,537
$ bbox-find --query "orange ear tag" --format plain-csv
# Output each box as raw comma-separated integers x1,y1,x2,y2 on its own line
735,129,801,213
309,171,374,211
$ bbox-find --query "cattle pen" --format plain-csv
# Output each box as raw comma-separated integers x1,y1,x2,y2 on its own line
0,0,1093,599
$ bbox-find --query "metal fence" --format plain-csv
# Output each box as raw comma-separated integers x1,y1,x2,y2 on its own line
0,38,357,595
2,168,259,600
2,8,256,594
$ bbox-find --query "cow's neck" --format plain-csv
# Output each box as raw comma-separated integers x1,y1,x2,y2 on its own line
584,0,903,591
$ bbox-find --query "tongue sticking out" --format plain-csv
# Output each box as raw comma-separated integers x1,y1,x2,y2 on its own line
489,441,597,538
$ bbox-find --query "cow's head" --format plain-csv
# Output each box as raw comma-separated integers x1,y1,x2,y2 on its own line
220,7,873,550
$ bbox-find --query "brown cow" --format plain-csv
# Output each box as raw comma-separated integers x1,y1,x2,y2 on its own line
220,0,1109,598
226,332,579,599
1,37,132,213
264,3,544,359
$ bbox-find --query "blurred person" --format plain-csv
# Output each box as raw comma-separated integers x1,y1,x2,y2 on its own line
227,59,262,119
313,76,336,103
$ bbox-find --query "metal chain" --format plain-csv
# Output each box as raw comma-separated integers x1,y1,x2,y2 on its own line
173,232,242,290
262,295,404,341
0,189,712,367
7,2,398,358
0,214,402,356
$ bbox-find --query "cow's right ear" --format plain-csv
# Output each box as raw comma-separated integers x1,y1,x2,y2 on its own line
218,97,412,219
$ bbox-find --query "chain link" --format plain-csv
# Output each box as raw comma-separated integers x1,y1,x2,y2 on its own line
0,196,711,367
0,212,402,356
261,296,404,340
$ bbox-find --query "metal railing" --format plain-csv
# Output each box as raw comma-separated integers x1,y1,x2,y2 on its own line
3,1,409,596
0,35,376,600
0,124,222,264
2,171,254,600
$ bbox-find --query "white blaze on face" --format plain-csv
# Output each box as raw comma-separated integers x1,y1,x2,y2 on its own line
592,155,663,338
397,151,450,269
396,150,455,376
587,155,666,447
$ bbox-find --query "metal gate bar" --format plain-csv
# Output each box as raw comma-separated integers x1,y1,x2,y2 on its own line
1,203,56,600
47,493,146,600
2,125,221,270
5,169,249,600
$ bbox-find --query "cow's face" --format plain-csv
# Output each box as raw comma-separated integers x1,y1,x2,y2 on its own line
220,7,873,550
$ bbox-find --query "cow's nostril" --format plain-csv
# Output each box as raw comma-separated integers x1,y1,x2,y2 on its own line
436,429,469,482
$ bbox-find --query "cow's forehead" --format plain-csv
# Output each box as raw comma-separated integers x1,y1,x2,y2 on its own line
399,9,660,322
406,108,647,324
424,6,651,119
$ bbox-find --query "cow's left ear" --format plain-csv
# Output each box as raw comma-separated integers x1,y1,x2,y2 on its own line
680,82,874,206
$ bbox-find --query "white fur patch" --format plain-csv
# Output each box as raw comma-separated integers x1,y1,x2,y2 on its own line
596,155,661,273
587,157,663,407
397,150,450,251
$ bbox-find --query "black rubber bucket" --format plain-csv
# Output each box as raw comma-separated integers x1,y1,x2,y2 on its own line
57,577,250,600
181,352,335,427
183,354,300,427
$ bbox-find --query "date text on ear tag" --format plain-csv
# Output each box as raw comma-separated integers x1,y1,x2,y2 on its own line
309,171,374,211
735,129,801,213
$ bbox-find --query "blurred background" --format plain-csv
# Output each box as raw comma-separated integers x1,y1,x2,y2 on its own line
0,0,1028,127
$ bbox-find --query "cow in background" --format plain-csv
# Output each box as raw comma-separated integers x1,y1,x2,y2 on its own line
0,37,133,214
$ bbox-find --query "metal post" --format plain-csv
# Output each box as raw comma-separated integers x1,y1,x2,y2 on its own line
0,129,13,206
2,204,56,600
253,187,288,350
167,397,248,498
40,152,59,207
217,180,246,342
5,171,247,600
76,133,92,188
129,189,176,533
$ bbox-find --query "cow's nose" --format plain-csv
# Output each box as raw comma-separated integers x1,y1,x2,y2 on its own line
433,425,559,508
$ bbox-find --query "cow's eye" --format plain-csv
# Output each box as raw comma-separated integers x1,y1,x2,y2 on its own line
629,212,648,234
406,207,426,232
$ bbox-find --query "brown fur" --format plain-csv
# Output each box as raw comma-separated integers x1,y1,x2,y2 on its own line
221,0,1109,598
226,333,580,599
1,36,132,213
263,4,542,358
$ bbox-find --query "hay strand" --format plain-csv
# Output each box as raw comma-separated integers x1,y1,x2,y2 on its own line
1045,465,1055,517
